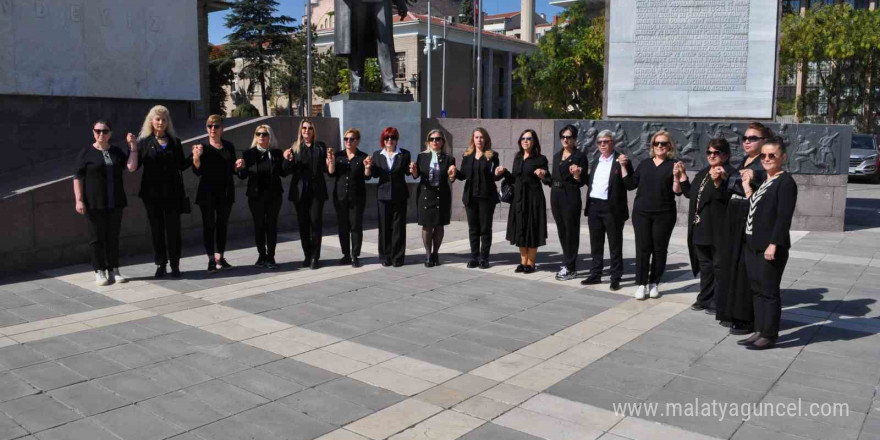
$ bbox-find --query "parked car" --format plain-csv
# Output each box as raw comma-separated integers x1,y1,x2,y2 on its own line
849,134,880,183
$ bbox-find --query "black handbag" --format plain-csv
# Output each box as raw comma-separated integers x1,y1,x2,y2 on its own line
499,178,514,204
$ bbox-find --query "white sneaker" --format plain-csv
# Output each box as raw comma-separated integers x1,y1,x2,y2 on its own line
112,268,128,283
649,283,660,298
555,266,568,280
95,270,110,286
634,285,647,300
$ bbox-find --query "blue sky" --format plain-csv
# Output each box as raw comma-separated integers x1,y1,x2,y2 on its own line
209,0,564,44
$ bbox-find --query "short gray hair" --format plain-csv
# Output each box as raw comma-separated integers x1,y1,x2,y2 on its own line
597,129,614,140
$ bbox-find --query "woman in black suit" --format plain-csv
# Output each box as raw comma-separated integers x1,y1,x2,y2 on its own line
283,119,330,269
413,130,457,267
716,123,770,335
681,138,737,314
329,128,369,268
237,124,287,269
737,137,797,350
496,129,549,274
367,126,412,267
192,115,238,272
621,130,683,300
130,105,189,278
73,120,136,286
547,125,589,281
456,128,502,269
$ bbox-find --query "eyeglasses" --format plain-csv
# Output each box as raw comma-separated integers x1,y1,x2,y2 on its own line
652,141,670,148
597,140,612,145
384,136,398,141
743,136,765,143
343,137,358,143
560,135,575,140
255,132,270,138
706,150,722,156
759,153,779,161
520,137,534,141
429,137,444,142
93,129,110,135
302,126,314,131
207,124,221,129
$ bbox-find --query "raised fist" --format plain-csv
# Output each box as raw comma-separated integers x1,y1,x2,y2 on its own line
234,158,245,171
126,133,137,146
569,164,582,178
192,145,203,158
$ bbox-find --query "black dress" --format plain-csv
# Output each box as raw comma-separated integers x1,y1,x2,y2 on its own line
415,151,456,228
504,153,549,248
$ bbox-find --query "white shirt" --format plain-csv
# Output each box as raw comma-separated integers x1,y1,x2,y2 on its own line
380,147,401,169
589,153,614,200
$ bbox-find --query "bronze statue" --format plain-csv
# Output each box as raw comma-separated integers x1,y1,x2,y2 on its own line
334,0,411,93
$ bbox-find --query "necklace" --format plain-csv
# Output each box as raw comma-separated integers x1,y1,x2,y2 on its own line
693,172,711,225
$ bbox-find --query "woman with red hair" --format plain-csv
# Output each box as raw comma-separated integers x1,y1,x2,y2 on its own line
366,127,413,266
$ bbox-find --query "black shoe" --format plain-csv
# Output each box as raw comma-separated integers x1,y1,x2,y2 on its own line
302,257,312,268
609,280,621,291
255,256,266,267
339,255,352,265
746,337,776,350
514,264,525,273
704,307,716,315
310,259,320,270
480,260,490,269
352,257,361,268
581,276,601,285
425,258,435,268
207,260,217,273
169,266,181,278
729,322,754,336
265,257,278,269
382,259,392,267
154,265,167,278
393,261,404,267
467,259,478,269
690,303,708,312
432,253,440,266
736,333,761,346
523,265,535,274
719,320,733,328
218,258,232,270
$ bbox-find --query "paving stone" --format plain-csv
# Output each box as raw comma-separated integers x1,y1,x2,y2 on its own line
62,329,127,351
49,382,129,417
546,380,643,413
97,343,168,369
56,352,128,380
258,358,341,388
0,310,26,327
173,352,250,378
0,345,48,370
12,362,87,391
0,412,26,440
0,394,79,433
133,316,192,335
407,346,487,372
94,405,184,440
207,341,283,367
94,370,174,402
789,351,880,386
316,377,406,411
348,333,424,356
731,423,823,440
24,337,89,360
7,304,61,321
238,402,336,440
0,372,38,404
192,415,284,440
452,331,532,352
221,368,305,400
33,418,119,440
279,388,373,426
139,390,226,430
565,359,678,400
136,335,198,359
183,379,268,416
641,387,746,439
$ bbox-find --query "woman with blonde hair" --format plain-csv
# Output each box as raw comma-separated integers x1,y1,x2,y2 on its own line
283,119,332,269
620,130,684,299
412,129,457,267
328,128,370,267
128,105,188,278
455,127,502,268
237,124,287,268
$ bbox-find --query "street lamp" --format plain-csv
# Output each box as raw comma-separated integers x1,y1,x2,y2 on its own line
409,73,419,100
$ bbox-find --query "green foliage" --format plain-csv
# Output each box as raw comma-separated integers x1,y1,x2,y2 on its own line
458,0,474,26
514,1,605,119
225,0,295,116
232,103,260,117
314,51,348,99
337,59,383,94
274,24,317,115
780,4,880,131
208,44,235,115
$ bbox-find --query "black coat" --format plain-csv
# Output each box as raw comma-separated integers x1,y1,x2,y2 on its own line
746,172,798,251
456,153,502,205
368,148,412,203
503,153,549,247
193,140,237,205
74,145,129,210
415,151,456,227
136,135,189,207
237,148,287,199
682,163,737,276
584,152,633,222
329,149,369,203
284,141,329,203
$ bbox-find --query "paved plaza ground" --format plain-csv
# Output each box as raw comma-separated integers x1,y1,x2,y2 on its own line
0,183,878,440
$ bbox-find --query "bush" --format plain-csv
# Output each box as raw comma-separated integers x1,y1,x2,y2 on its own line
232,103,260,117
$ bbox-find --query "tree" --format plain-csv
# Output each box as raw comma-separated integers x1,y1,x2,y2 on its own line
458,0,474,25
275,24,317,115
313,50,348,99
779,4,880,131
208,44,235,115
513,1,604,119
225,0,295,116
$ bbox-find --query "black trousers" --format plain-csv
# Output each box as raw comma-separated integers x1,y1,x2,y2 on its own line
378,200,407,265
335,198,365,258
294,194,325,261
632,209,677,285
86,208,123,271
694,244,724,309
587,199,624,281
249,196,282,258
144,202,181,267
744,245,789,339
551,188,582,271
464,197,496,261
199,200,233,257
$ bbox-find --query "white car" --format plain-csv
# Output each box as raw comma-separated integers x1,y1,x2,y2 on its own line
849,134,880,184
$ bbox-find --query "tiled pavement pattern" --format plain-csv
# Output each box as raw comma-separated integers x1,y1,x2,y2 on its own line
1,188,880,440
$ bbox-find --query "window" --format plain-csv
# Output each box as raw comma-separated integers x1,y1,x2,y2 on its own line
395,51,406,80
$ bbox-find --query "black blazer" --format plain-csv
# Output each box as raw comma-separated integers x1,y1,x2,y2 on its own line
456,153,501,205
238,148,287,199
193,140,237,204
284,141,329,203
74,145,129,210
329,149,368,203
545,148,589,194
368,148,412,202
682,163,737,276
584,152,633,222
136,135,189,205
746,172,798,251
415,151,455,193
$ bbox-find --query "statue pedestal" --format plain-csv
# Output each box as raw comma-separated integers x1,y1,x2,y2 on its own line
324,93,421,154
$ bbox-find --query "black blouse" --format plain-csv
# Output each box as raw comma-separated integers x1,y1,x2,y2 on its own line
193,140,237,204
74,145,128,210
624,158,678,212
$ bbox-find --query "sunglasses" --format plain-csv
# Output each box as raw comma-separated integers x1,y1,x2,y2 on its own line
93,129,110,135
429,137,444,142
706,150,723,156
384,136,398,141
597,140,612,145
343,137,358,143
255,132,270,138
652,141,670,148
520,137,534,141
207,124,222,129
743,135,765,143
759,153,780,161
302,126,314,131
560,135,575,140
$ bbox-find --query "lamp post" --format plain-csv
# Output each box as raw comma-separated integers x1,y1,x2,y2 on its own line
441,17,448,118
475,0,482,119
426,0,432,118
305,0,314,117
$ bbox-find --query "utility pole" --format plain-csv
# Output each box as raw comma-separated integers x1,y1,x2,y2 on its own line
306,0,313,116
427,0,432,118
475,0,482,118
441,17,447,117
